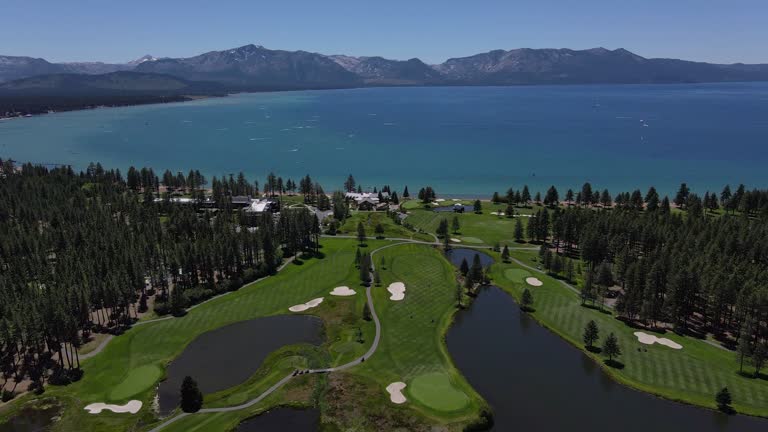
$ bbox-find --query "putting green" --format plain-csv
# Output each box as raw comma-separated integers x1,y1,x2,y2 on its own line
504,268,532,283
409,372,469,411
459,237,484,244
108,364,163,400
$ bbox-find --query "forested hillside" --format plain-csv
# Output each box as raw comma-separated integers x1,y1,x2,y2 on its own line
0,160,320,398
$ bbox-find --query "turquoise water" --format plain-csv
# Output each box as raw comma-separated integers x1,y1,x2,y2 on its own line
2,83,767,196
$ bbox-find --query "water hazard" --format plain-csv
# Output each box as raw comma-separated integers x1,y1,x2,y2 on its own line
157,315,323,415
446,287,768,431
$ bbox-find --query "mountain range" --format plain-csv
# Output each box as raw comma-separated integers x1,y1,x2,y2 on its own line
2,44,768,100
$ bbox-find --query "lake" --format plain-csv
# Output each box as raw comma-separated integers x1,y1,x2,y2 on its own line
157,315,323,415
446,287,768,431
2,83,768,196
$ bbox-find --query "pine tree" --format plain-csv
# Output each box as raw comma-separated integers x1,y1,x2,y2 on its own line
602,333,621,363
357,222,367,245
437,218,449,238
456,283,463,308
583,320,599,348
452,216,461,234
459,258,469,276
501,245,510,262
514,217,524,242
521,288,534,311
359,254,371,286
473,199,482,214
737,319,753,373
716,387,733,413
752,342,767,377
565,259,575,282
469,254,483,283
180,376,203,413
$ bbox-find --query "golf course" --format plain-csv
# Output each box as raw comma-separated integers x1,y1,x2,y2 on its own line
2,197,768,432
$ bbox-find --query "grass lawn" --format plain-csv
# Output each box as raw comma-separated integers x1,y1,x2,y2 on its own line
409,372,470,412
490,249,768,417
404,202,537,246
6,237,487,432
349,243,486,426
338,211,433,242
30,238,382,432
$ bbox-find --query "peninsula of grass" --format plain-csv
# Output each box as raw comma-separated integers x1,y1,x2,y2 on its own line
349,243,487,426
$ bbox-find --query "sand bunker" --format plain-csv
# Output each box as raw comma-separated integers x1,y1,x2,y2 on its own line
84,400,142,414
525,277,543,286
435,198,445,202
634,332,683,349
386,382,407,404
289,297,324,312
452,199,461,202
490,211,503,216
451,238,462,243
387,282,406,301
330,286,356,296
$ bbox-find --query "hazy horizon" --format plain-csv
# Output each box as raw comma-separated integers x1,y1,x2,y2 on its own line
3,0,768,65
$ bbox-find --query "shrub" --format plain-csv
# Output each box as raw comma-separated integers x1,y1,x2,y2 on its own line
154,301,170,316
1,390,15,402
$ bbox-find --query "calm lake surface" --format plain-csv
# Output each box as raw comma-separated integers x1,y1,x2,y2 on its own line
446,287,768,431
157,315,323,415
2,83,768,195
445,248,494,268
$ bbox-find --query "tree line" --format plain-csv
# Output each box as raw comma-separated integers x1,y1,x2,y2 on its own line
0,160,321,399
520,182,768,377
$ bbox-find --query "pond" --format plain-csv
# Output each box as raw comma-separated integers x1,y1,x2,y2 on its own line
235,407,320,431
446,287,768,431
0,401,61,432
434,205,473,213
158,315,323,415
445,248,494,268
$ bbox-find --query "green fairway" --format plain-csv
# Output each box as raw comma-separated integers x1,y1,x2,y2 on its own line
12,237,490,432
108,365,163,401
492,250,768,417
409,372,470,412
338,211,433,242
347,243,486,427
37,238,378,432
404,203,537,246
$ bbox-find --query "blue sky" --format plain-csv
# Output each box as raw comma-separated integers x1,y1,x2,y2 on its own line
4,0,767,64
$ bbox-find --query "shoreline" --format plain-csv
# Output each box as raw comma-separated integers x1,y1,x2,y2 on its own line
3,79,767,122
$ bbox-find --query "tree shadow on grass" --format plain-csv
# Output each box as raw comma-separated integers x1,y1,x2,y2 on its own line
585,346,602,354
604,359,625,369
737,371,768,381
580,303,612,315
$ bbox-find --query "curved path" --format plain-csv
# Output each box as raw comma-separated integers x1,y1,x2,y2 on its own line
148,238,539,430
147,242,396,432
